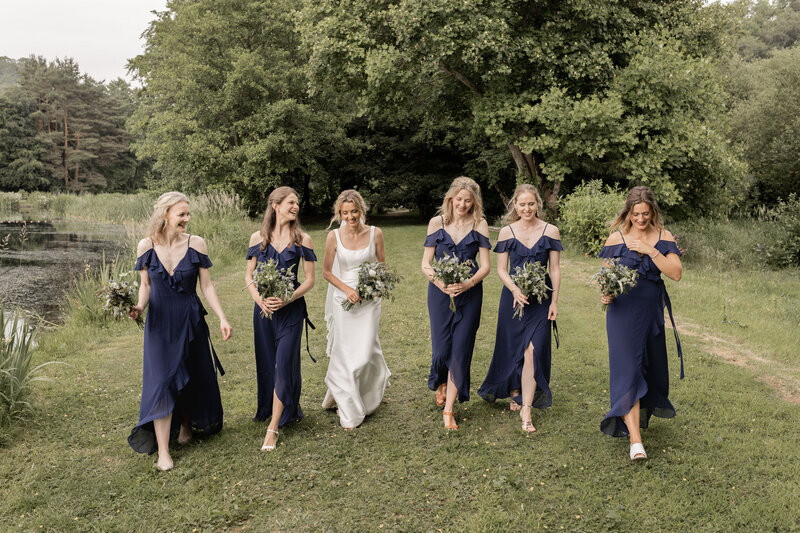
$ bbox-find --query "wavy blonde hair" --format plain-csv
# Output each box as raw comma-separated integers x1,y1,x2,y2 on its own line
260,186,305,250
502,183,544,224
327,189,368,230
437,176,484,225
146,191,190,244
610,186,664,232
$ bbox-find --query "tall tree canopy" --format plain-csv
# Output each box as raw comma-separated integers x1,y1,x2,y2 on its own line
128,0,357,213
300,0,745,215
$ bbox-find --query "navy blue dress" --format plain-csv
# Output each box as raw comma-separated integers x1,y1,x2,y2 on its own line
425,223,491,402
247,242,316,427
478,225,562,409
129,236,225,455
598,231,684,437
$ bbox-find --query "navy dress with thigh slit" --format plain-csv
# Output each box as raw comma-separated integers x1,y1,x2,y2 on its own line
129,235,225,454
598,230,684,437
478,224,562,408
425,218,491,402
248,242,316,427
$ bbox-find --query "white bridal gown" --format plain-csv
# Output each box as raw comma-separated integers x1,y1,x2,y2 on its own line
323,226,391,428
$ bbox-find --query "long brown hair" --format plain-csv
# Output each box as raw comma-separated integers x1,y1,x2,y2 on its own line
502,183,544,224
327,189,368,230
610,186,664,232
436,176,484,225
260,186,305,251
146,191,190,244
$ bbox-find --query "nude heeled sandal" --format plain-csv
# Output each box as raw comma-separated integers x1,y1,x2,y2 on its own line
443,411,458,430
520,404,536,433
261,428,279,451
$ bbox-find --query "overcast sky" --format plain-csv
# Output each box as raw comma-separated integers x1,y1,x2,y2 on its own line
0,0,168,82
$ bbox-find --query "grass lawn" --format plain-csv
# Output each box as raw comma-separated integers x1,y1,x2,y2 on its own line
2,222,799,532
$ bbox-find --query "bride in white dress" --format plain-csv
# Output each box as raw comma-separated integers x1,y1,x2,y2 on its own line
322,190,391,429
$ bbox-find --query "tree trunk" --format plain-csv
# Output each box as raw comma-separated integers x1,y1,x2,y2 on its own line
73,134,80,186
63,110,69,187
131,163,139,192
507,142,560,216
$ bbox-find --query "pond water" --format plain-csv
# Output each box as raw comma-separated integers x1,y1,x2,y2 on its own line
0,220,129,323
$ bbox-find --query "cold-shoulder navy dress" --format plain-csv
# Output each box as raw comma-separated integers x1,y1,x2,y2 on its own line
478,224,562,408
425,219,491,402
598,230,684,437
129,236,225,454
247,242,316,427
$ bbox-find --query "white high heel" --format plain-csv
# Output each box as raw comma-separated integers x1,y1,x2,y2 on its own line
261,428,279,451
630,442,647,460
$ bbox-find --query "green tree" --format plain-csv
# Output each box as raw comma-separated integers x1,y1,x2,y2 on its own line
128,0,355,213
0,91,50,191
300,0,744,215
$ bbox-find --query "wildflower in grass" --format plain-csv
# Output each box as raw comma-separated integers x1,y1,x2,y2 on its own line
428,253,475,312
249,258,296,319
96,273,143,328
589,258,639,311
341,261,401,311
510,261,551,319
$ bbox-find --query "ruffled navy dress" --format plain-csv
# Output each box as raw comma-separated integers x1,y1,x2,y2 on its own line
425,221,491,402
247,242,316,427
478,224,562,408
598,230,684,437
129,236,225,454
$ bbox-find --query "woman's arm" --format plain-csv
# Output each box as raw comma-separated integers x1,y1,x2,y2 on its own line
130,238,152,321
193,236,232,340
461,218,491,289
374,227,386,263
244,232,271,316
291,233,316,300
546,225,561,320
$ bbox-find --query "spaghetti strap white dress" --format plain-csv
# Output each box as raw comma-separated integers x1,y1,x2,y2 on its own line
323,226,391,428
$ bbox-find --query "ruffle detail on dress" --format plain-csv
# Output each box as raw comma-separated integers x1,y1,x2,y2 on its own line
134,248,153,271
494,236,563,256
247,243,317,263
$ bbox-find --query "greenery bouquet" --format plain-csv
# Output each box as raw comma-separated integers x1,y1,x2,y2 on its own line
589,258,639,311
96,273,143,328
510,261,552,319
428,253,475,312
342,261,401,311
249,259,296,319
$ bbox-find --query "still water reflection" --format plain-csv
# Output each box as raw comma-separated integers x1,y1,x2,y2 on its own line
0,221,128,323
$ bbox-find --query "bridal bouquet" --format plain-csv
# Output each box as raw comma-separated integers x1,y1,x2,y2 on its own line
510,261,551,319
589,258,639,311
97,273,143,328
342,261,401,311
428,253,475,312
251,258,296,319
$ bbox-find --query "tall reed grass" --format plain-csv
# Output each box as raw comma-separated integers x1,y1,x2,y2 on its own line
0,308,56,443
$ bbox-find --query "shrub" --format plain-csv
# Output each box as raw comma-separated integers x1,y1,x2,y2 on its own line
0,308,56,440
558,181,626,255
763,194,800,268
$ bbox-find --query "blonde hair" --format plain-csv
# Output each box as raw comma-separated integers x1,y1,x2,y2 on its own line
260,186,305,251
437,176,484,225
610,186,664,232
146,191,190,244
502,184,544,224
327,189,368,230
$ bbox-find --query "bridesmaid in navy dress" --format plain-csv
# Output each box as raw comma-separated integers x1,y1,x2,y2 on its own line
129,192,232,471
478,184,561,433
598,186,683,460
421,176,491,430
245,186,316,451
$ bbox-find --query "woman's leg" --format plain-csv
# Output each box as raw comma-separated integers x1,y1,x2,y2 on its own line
153,413,173,470
263,389,285,448
520,343,536,432
622,400,643,445
443,372,459,429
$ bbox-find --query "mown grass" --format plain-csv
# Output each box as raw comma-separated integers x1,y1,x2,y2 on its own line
1,222,799,532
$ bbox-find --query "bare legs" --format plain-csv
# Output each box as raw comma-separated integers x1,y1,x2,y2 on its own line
442,372,459,430
153,414,173,471
520,342,536,433
622,400,646,459
262,389,284,450
177,413,192,444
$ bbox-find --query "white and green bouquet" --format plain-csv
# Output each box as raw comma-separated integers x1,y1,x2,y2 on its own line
250,258,296,319
428,253,476,312
97,273,143,328
342,261,402,311
589,258,639,311
510,261,551,319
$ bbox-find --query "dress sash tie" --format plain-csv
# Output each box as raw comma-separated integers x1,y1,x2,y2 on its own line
660,281,684,379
